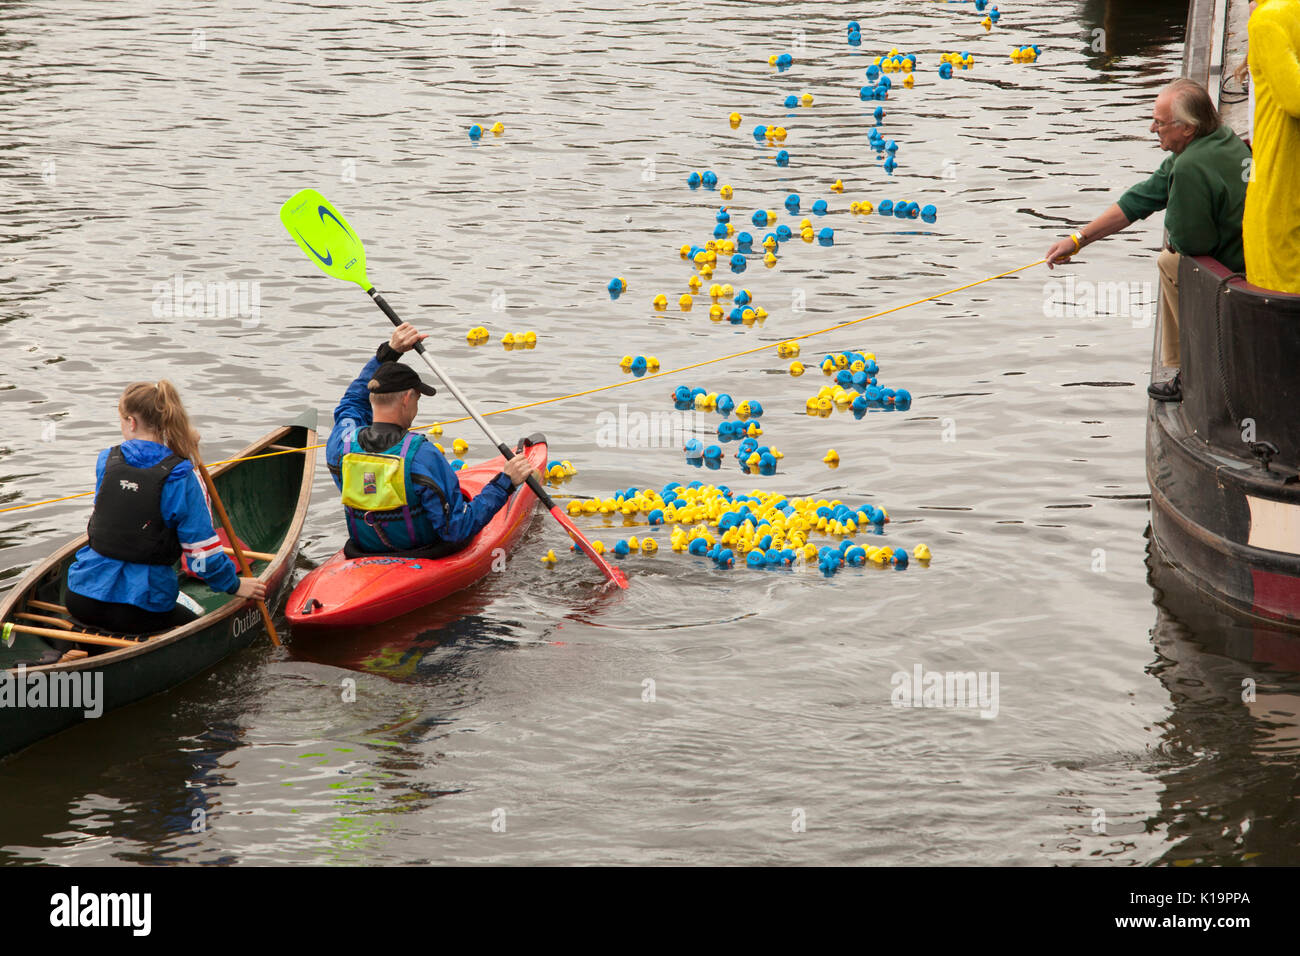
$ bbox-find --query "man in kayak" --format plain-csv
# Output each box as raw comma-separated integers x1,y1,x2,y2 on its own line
327,322,536,558
1044,78,1251,403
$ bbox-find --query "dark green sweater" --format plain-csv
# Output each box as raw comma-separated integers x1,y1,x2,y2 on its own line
1117,123,1252,273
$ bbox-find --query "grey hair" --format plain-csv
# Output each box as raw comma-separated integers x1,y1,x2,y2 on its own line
1164,78,1220,138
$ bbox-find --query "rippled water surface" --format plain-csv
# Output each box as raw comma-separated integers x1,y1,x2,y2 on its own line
3,0,1297,866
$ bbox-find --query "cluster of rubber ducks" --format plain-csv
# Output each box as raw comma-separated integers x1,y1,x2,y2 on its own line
868,126,902,172
432,437,472,471
783,193,831,216
671,387,763,418
467,121,505,140
862,50,918,97
803,350,913,417
464,326,537,349
767,53,795,71
938,52,976,79
974,0,1002,30
1009,45,1041,63
876,199,939,224
544,458,579,482
675,207,840,282
683,436,780,473
618,354,662,375
552,482,931,576
747,124,793,167
500,332,538,350
688,170,734,195
730,437,782,475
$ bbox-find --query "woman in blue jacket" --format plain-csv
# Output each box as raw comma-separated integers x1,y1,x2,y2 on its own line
65,381,266,635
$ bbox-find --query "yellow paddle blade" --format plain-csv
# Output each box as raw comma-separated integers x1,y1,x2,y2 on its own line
279,188,370,289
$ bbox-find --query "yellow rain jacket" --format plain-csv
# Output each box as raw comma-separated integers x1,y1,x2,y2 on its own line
1243,0,1300,293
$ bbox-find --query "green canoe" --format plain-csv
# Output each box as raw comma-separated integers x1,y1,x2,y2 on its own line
0,412,317,761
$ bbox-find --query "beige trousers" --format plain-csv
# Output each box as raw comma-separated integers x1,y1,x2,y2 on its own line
1157,248,1181,369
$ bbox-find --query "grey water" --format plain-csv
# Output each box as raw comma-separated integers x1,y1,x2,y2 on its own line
3,0,1296,865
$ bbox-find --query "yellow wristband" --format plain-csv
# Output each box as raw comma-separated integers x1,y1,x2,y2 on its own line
1069,231,1084,254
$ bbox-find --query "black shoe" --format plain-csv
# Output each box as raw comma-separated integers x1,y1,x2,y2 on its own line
1147,371,1182,402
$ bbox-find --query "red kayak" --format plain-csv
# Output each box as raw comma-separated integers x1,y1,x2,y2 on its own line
286,437,548,629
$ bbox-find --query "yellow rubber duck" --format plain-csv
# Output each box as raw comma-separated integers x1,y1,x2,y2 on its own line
823,449,839,465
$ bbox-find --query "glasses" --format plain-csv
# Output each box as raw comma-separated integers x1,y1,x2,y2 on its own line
1151,118,1184,129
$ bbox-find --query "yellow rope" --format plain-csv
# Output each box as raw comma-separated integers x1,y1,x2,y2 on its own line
0,259,1042,516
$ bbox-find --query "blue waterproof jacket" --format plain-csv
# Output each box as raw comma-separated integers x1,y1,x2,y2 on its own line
67,440,241,611
327,356,513,551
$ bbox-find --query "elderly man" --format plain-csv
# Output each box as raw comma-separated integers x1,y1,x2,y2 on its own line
326,322,535,557
1046,78,1252,402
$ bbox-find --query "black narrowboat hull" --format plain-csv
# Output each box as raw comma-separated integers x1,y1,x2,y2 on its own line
1146,256,1300,624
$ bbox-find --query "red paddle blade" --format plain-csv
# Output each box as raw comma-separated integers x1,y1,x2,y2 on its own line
548,505,630,589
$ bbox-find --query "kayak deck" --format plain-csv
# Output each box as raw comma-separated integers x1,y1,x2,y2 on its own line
286,438,548,630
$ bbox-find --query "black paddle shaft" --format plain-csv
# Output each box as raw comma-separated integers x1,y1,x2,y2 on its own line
364,287,559,510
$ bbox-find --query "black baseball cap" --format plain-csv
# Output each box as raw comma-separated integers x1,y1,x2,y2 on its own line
368,362,437,396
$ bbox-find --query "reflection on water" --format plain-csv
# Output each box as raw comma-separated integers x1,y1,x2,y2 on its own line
1146,540,1300,865
1079,0,1190,67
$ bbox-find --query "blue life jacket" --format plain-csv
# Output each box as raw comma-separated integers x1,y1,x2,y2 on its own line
340,431,439,554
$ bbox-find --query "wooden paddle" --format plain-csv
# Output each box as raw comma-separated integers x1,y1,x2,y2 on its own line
2,621,137,649
193,456,282,646
280,188,629,590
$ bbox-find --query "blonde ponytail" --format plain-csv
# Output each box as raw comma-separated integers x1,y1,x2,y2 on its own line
119,380,201,461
